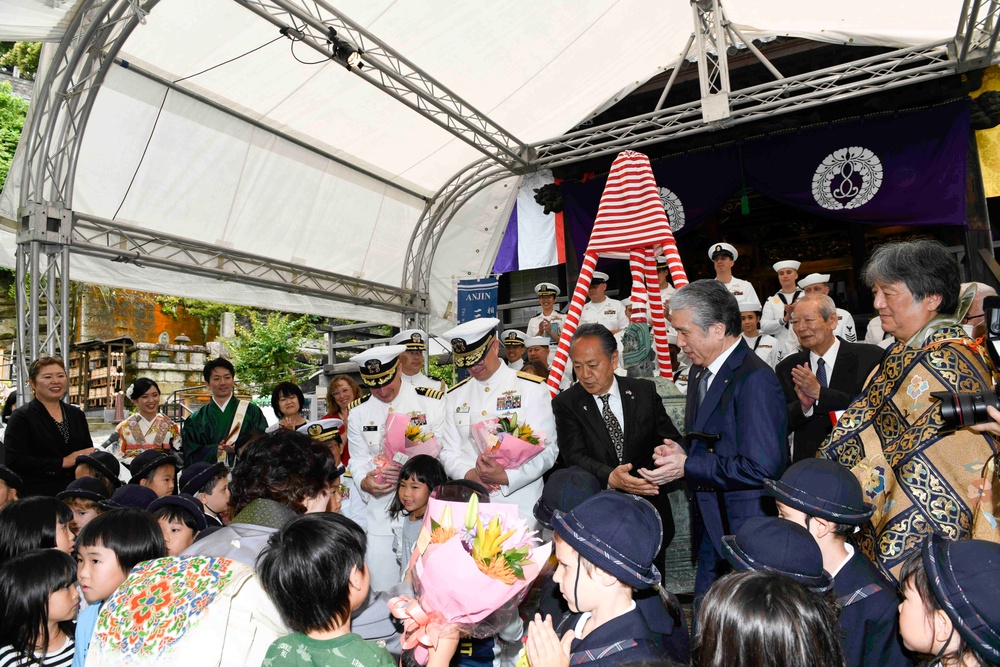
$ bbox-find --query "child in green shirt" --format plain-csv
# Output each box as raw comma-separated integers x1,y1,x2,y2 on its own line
257,513,394,667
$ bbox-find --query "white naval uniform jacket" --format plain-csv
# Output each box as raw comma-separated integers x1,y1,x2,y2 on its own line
401,370,445,393
580,298,628,332
347,383,447,537
761,289,802,364
439,363,558,526
718,277,759,307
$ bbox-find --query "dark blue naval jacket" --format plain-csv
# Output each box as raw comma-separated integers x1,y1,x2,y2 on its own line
834,551,913,667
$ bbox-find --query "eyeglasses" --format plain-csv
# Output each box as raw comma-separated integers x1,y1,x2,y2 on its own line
962,313,985,324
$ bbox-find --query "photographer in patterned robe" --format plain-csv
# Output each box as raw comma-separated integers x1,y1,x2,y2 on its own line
821,240,1000,584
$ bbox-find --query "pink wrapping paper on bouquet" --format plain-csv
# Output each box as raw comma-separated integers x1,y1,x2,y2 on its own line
470,417,545,469
389,497,551,664
375,412,441,483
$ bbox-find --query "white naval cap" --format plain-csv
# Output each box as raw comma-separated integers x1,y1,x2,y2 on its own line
772,260,801,272
738,296,763,312
297,417,344,443
708,242,738,262
535,282,561,297
525,336,551,348
390,329,427,350
349,345,409,388
655,255,668,268
621,297,632,308
501,330,527,346
798,273,831,289
591,271,610,285
442,317,500,368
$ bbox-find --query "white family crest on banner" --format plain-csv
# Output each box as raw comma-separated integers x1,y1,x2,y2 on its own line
657,187,686,232
811,146,884,210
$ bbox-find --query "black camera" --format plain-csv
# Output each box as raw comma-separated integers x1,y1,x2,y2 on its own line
932,295,1000,428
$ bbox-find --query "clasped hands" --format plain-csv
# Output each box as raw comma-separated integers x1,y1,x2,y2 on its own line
790,363,821,411
465,453,508,491
608,438,686,494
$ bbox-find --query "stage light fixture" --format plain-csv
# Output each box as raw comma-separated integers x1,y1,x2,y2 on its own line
327,27,364,69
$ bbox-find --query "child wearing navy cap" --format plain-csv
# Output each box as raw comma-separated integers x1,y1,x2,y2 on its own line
765,459,912,667
0,465,22,510
179,461,230,527
898,535,1000,667
57,476,109,534
127,450,178,497
149,493,208,556
526,490,688,666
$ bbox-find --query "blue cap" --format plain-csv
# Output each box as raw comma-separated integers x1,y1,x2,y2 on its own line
722,517,833,592
534,467,601,530
923,534,1000,661
179,462,227,496
148,493,208,532
553,490,661,589
765,459,874,525
128,450,178,483
0,465,23,493
57,476,110,502
75,450,122,489
100,485,158,511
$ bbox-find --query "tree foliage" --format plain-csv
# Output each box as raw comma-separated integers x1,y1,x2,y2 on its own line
0,80,29,191
227,311,315,391
0,42,41,80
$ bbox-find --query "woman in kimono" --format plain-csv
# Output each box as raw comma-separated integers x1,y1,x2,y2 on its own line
114,377,180,459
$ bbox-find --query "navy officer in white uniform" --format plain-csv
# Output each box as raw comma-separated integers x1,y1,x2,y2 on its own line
710,242,759,307
347,344,447,590
390,329,446,392
439,317,558,528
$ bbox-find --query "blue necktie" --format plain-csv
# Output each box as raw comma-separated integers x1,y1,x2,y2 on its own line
816,358,828,388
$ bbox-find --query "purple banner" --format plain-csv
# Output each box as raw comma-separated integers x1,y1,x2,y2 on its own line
553,100,970,266
743,100,969,225
493,205,519,273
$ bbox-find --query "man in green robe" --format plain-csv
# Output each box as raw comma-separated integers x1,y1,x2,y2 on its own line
182,358,268,466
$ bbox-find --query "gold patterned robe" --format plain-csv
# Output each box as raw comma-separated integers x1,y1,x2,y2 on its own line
820,323,1000,582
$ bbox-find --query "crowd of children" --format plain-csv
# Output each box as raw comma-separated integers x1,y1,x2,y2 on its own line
1,417,999,667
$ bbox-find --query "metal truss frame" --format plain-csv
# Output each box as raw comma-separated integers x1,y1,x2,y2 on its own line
402,0,1000,334
230,0,532,171
13,0,1000,396
70,212,422,313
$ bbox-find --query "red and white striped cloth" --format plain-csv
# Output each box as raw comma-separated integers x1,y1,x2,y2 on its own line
547,150,689,395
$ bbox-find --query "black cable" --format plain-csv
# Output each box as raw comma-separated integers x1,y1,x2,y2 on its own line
111,32,326,220
289,35,329,66
112,88,167,221
173,35,284,84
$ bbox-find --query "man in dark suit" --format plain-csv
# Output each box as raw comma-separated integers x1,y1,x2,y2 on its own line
642,280,788,599
777,294,884,463
553,323,681,550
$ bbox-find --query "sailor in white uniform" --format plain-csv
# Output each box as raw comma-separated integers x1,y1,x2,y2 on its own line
798,273,857,343
710,242,759,306
390,329,446,392
501,330,526,371
438,318,558,528
740,297,779,368
761,259,804,366
526,282,566,344
580,271,629,333
347,344,447,591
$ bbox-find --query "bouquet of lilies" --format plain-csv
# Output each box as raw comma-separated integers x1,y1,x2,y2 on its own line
388,495,550,664
374,412,441,483
470,415,545,469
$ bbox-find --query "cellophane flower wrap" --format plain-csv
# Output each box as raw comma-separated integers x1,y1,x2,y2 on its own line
470,415,545,469
388,495,551,665
374,412,440,483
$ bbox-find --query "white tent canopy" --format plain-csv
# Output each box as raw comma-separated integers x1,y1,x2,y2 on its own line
0,0,971,331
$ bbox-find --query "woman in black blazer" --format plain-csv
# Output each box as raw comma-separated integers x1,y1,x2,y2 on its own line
5,357,96,496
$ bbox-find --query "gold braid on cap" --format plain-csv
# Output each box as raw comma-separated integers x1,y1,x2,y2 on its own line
453,332,495,368
359,356,399,387
405,332,426,350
